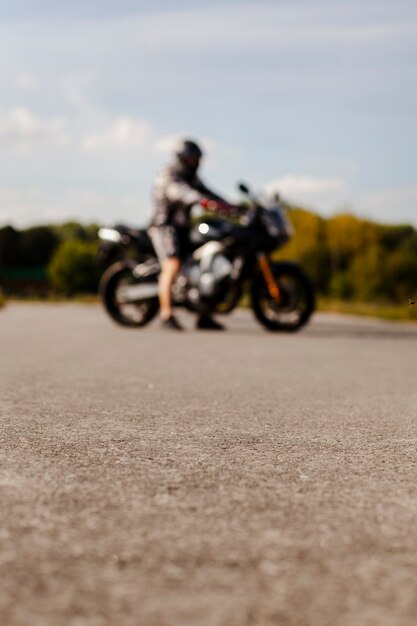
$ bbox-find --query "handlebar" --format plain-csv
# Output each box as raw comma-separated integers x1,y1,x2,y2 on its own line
199,198,244,219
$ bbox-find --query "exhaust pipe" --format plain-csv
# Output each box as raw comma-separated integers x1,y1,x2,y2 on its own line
117,283,159,303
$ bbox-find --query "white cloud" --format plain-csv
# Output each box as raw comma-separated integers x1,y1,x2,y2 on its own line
0,2,415,226
82,116,154,151
265,175,349,212
59,73,97,111
0,101,233,185
264,177,417,225
15,72,38,91
76,3,412,55
4,1,414,109
0,186,149,227
358,186,417,224
152,134,182,156
0,106,69,149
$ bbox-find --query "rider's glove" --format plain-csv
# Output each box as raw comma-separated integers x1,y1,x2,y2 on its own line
199,198,218,211
199,198,237,214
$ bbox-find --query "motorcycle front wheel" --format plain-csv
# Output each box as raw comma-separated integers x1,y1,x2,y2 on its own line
99,261,159,327
251,262,315,332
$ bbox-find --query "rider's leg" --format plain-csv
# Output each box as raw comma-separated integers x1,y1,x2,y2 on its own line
159,256,181,321
149,226,182,323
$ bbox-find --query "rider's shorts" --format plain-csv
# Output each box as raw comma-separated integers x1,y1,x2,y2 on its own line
149,226,189,261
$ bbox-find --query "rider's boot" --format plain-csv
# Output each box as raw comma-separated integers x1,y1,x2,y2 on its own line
196,315,225,331
161,314,184,331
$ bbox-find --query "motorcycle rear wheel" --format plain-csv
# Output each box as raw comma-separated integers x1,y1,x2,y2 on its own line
251,262,315,332
99,261,159,327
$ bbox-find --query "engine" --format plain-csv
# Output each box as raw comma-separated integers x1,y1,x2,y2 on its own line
173,247,232,305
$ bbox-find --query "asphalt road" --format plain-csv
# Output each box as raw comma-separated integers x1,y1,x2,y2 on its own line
1,304,417,626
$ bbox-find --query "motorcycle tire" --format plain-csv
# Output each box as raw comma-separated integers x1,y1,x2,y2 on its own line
99,261,159,328
251,261,315,332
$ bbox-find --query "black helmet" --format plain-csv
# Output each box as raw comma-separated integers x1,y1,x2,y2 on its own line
175,139,203,164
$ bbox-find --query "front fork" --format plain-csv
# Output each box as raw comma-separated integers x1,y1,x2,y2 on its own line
257,252,281,303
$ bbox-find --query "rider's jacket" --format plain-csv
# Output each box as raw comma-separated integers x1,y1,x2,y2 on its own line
151,162,223,228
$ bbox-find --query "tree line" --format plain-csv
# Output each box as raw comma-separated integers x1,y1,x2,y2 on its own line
0,222,99,295
0,208,416,301
276,208,417,302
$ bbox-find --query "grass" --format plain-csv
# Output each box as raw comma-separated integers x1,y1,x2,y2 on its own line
0,289,5,308
7,293,100,304
319,298,417,322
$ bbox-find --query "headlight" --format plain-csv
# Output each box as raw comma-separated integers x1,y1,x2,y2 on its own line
98,228,121,243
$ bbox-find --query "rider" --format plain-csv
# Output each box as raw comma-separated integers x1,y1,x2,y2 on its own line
149,138,229,331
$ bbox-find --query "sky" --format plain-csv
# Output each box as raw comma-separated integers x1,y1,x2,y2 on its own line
1,0,416,227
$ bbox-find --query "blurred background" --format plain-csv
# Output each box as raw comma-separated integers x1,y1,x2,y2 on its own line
0,0,416,316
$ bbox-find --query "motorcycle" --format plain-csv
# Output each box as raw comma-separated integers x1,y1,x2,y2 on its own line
98,183,315,331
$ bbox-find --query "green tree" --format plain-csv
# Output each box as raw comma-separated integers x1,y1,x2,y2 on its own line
53,221,99,243
350,243,387,301
48,239,99,295
329,271,354,300
327,214,377,273
0,226,21,266
378,224,414,252
275,208,331,292
20,226,59,267
385,249,417,302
